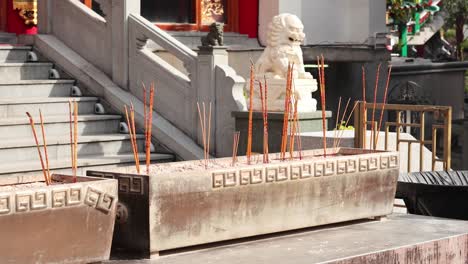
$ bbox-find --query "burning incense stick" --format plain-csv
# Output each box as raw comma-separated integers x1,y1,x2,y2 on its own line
39,110,51,184
375,65,392,148
26,112,50,185
370,63,382,150
246,62,254,164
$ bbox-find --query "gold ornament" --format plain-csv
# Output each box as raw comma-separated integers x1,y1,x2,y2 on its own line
13,0,37,26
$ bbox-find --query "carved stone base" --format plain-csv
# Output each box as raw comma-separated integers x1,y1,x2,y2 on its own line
249,77,318,112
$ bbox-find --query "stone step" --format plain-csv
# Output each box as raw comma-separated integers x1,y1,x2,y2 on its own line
0,45,32,62
0,114,122,139
0,62,53,80
0,79,75,97
0,33,17,45
0,97,99,117
0,153,174,176
0,134,147,163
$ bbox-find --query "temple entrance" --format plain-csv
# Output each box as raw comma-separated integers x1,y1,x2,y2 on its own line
141,0,237,32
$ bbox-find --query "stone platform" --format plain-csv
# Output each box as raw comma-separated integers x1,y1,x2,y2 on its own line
105,214,468,263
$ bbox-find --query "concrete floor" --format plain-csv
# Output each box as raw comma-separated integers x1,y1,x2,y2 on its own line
104,214,468,263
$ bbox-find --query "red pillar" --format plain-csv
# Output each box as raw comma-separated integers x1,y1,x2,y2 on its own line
238,0,258,38
6,0,37,35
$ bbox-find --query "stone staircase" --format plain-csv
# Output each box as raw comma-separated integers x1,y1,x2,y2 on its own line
0,41,174,177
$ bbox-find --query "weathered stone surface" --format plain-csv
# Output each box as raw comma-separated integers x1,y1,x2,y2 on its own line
88,148,399,256
105,214,468,263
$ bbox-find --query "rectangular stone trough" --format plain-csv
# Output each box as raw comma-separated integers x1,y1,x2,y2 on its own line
87,148,399,257
0,174,118,263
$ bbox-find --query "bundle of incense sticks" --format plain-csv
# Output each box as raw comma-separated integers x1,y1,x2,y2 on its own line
143,83,155,174
362,66,368,149
289,95,299,160
125,103,140,173
293,94,303,160
68,100,79,182
197,102,211,168
317,55,327,157
375,64,392,149
26,111,51,185
371,63,382,150
231,131,240,166
336,101,359,149
246,62,254,164
280,63,294,160
333,97,342,149
258,79,269,163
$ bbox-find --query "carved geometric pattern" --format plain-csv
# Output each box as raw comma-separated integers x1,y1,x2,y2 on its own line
212,172,224,188
240,170,251,185
291,163,313,179
380,156,390,169
250,169,263,184
0,195,10,215
210,155,398,189
265,167,277,183
389,155,398,168
315,161,335,177
360,157,379,172
224,172,237,187
84,187,116,214
86,171,145,195
16,192,47,212
118,176,145,195
276,166,289,181
52,187,82,208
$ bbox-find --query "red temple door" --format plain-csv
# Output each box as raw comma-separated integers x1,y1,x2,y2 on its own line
0,0,7,31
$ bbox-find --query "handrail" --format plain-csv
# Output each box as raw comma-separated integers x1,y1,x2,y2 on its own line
128,14,197,67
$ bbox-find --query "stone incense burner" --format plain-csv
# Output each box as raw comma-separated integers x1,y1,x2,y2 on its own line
0,174,118,263
88,147,399,258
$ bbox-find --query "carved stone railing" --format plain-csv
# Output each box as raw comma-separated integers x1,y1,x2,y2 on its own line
36,0,246,159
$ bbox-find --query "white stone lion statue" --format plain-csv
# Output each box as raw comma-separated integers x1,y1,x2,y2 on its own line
255,13,312,79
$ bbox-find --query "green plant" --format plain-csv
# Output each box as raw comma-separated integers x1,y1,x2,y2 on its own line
337,121,354,131
444,0,468,60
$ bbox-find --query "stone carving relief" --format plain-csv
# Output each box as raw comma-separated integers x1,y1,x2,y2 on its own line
212,155,399,189
201,22,224,47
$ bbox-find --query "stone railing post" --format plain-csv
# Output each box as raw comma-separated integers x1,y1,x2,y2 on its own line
37,0,52,34
111,0,140,90
196,46,229,154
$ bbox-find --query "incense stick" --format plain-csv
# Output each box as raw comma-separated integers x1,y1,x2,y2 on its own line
207,102,212,167
370,63,382,150
375,65,392,148
263,77,269,163
336,101,359,148
68,100,74,179
232,131,240,166
318,55,327,157
26,112,50,185
281,64,293,160
125,105,140,173
145,83,155,174
333,97,342,149
39,110,51,184
73,101,78,181
246,63,254,164
289,96,299,159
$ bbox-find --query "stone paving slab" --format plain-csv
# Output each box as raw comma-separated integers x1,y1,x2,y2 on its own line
104,214,468,263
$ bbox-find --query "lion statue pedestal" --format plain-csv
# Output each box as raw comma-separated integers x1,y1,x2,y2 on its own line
248,13,318,112
251,78,317,112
